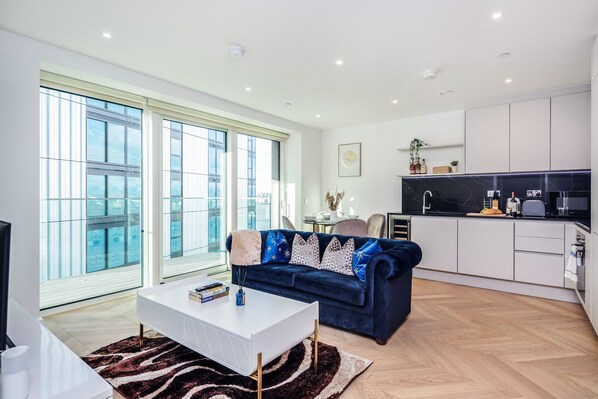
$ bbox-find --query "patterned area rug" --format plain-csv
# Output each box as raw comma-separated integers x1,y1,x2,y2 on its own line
82,335,371,399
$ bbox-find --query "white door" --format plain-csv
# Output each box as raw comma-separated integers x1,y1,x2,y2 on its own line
458,219,514,280
411,216,458,273
551,92,591,170
509,98,550,172
465,104,510,173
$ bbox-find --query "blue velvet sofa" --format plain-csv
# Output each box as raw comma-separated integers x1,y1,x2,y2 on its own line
225,229,422,344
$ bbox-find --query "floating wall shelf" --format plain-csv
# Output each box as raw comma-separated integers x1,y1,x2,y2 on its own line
397,172,465,178
396,143,463,152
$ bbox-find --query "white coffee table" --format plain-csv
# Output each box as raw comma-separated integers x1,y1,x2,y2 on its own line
137,276,319,399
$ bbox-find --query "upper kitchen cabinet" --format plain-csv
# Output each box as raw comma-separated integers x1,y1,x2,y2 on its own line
465,104,510,174
509,98,550,172
551,92,591,170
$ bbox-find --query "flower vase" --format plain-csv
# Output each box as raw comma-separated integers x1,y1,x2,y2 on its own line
330,210,338,221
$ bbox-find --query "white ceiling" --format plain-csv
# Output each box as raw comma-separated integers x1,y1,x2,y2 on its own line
1,0,598,130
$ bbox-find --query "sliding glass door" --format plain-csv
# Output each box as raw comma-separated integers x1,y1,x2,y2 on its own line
237,134,280,230
161,119,227,278
39,88,143,309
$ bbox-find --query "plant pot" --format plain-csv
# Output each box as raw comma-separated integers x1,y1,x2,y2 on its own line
451,165,458,173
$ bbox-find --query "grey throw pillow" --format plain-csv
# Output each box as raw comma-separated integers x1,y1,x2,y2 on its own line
290,233,320,268
320,237,355,275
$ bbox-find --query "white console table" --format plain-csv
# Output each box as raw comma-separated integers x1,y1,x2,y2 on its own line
5,299,112,399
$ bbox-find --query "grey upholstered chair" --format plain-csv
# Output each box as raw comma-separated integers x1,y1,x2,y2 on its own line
331,219,367,236
366,214,386,238
281,216,296,230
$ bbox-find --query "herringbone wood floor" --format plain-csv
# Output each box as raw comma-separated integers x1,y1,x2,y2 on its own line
43,278,598,398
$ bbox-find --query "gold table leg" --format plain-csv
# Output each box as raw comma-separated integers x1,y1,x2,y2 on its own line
139,324,144,348
257,352,262,399
313,319,319,372
250,352,263,399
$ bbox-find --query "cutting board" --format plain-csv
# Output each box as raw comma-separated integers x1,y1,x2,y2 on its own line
466,212,507,218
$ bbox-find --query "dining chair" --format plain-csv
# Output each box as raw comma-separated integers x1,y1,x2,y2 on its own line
331,219,367,236
281,216,296,230
366,214,386,238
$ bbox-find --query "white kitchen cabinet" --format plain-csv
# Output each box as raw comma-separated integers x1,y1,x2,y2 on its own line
592,76,598,229
465,104,510,174
509,98,550,172
411,216,458,273
551,92,591,170
515,252,564,287
458,219,514,280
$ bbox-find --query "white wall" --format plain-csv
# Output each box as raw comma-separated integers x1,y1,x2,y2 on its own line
320,110,464,219
0,28,320,317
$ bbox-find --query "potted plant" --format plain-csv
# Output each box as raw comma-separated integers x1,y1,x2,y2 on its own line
409,139,428,174
450,160,459,173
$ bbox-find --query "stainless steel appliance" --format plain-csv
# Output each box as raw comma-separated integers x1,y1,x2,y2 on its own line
387,213,411,240
573,231,587,305
548,191,590,217
521,199,545,217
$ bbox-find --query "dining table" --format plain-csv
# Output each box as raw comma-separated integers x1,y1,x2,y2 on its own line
302,218,347,233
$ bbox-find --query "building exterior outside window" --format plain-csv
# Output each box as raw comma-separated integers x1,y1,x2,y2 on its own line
162,120,226,278
39,87,142,309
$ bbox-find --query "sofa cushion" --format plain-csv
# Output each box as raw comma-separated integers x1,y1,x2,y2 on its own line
353,239,382,283
262,231,291,264
245,264,314,287
294,270,366,306
290,233,320,268
320,237,355,275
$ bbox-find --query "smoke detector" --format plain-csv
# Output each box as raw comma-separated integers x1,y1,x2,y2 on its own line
228,44,245,60
422,68,438,80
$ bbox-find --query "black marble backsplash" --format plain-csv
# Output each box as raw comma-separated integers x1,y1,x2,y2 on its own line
402,171,590,214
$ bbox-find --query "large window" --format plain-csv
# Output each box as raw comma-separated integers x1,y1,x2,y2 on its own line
162,119,226,278
237,134,280,230
40,87,143,309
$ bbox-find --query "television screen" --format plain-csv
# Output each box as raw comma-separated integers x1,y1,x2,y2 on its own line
0,221,11,352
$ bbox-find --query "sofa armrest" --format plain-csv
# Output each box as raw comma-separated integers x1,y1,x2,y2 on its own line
364,242,422,283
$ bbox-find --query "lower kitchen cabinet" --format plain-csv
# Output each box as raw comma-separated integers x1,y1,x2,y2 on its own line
411,216,458,273
514,252,564,287
458,219,514,280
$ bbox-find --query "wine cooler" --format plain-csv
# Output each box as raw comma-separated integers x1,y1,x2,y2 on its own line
387,213,411,240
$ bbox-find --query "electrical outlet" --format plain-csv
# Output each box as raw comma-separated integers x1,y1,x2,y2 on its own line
526,190,542,198
487,190,500,197
303,198,309,205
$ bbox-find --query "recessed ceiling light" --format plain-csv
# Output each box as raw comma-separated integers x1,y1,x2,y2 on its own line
335,59,344,66
392,99,398,104
505,78,513,84
316,114,321,118
439,90,454,96
229,44,245,60
492,11,503,20
499,52,511,58
102,32,112,39
245,87,252,92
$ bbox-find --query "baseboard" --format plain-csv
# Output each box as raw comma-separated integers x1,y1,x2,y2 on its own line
413,268,579,303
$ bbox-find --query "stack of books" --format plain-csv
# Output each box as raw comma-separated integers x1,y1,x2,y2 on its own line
188,281,230,303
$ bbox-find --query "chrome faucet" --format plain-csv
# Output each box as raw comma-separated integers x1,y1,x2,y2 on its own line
422,190,433,214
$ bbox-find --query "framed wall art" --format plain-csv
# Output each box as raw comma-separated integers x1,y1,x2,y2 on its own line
338,143,361,177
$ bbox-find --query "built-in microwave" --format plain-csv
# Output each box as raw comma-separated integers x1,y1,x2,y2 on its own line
547,191,590,217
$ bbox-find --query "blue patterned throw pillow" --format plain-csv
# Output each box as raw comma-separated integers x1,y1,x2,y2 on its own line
262,231,292,264
352,239,382,283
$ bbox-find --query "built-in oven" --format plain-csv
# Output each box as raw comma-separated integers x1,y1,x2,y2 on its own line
573,231,587,306
387,213,411,240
